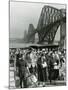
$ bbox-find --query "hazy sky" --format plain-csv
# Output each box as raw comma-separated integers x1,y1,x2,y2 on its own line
10,1,66,39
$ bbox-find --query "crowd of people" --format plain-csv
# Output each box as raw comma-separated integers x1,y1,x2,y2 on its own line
9,47,66,88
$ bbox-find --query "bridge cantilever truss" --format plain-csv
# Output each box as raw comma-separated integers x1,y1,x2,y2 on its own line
37,6,66,44
26,6,66,44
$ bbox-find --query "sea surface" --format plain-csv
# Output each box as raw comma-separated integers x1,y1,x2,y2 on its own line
9,38,38,48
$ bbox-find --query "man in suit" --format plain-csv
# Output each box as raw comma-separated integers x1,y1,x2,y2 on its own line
18,54,27,88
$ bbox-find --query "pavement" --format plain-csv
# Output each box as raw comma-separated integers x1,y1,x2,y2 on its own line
9,66,66,88
15,77,66,88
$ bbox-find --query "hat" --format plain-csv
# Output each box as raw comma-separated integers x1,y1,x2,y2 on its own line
48,51,52,56
42,49,45,52
54,62,57,65
26,51,31,55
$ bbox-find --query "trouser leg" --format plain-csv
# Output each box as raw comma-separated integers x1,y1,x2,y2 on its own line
22,74,27,88
42,68,46,82
49,70,52,84
20,77,22,88
20,73,27,88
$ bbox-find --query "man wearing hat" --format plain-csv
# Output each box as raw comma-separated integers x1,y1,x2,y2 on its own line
18,54,28,88
47,51,54,84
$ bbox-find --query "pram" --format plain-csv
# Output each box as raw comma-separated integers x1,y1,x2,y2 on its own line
26,73,38,88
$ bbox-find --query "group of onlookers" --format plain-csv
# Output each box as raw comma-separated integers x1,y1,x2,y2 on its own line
9,48,66,88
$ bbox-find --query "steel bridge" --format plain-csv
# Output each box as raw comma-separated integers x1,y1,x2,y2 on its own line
26,6,66,45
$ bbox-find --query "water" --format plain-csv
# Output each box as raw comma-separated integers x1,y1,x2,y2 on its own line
9,41,40,48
